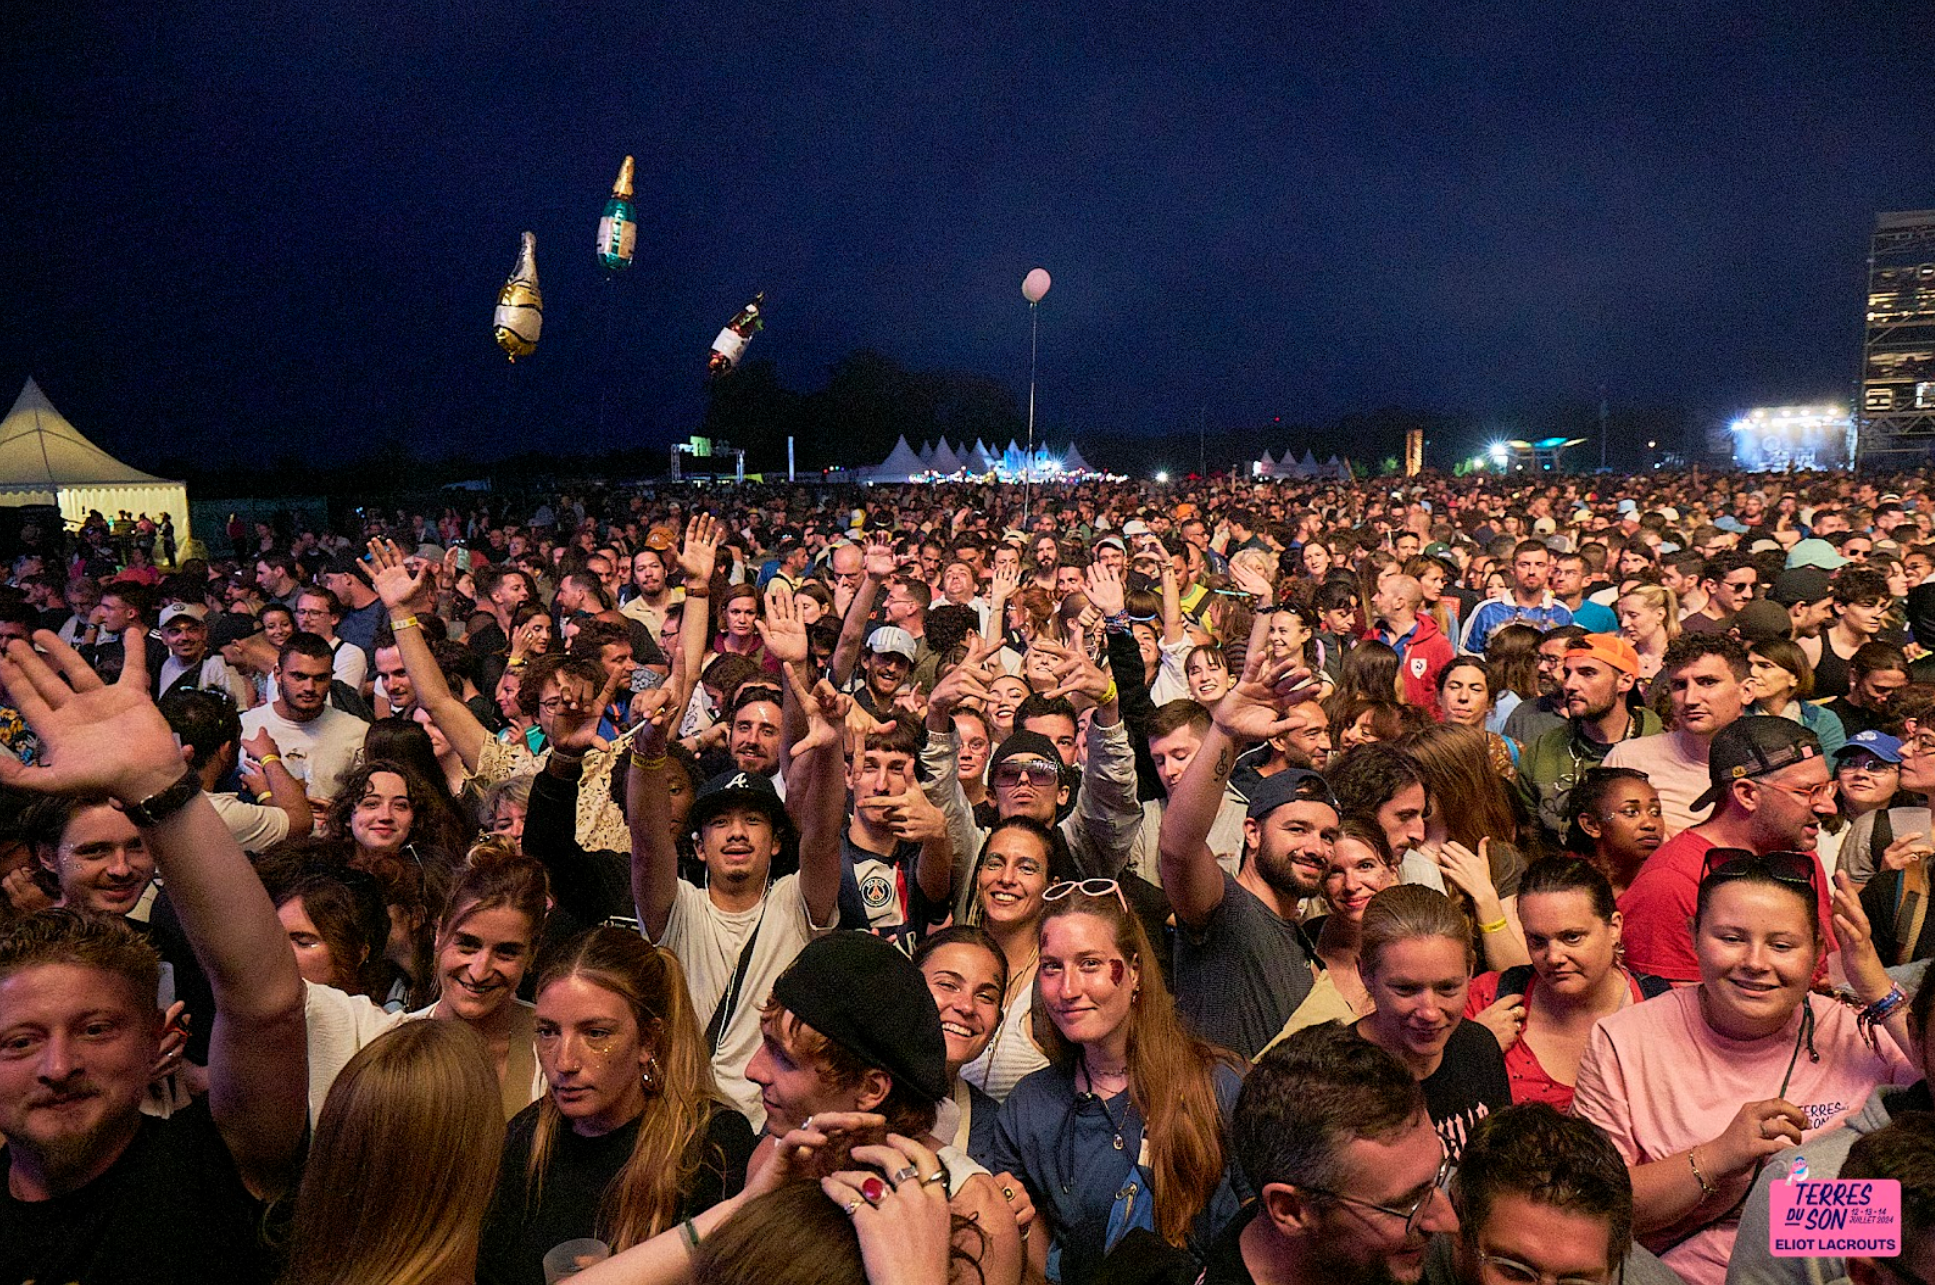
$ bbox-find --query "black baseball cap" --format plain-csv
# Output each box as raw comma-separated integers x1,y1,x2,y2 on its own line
1691,716,1824,812
1769,567,1832,607
1244,767,1340,821
689,769,789,834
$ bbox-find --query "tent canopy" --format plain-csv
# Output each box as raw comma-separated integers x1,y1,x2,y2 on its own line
866,435,926,484
0,379,189,540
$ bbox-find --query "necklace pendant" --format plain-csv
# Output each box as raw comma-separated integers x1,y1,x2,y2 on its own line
1113,1133,1124,1150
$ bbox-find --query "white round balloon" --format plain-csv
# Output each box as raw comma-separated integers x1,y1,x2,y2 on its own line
1022,267,1052,303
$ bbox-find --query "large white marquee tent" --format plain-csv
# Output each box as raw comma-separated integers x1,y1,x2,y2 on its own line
0,379,189,540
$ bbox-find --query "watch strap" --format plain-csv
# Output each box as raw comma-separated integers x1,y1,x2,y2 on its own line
122,768,204,828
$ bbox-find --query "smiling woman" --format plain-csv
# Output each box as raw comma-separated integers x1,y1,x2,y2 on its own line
1572,852,1919,1285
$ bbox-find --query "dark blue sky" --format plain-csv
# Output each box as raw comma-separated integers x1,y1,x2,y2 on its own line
7,3,1933,470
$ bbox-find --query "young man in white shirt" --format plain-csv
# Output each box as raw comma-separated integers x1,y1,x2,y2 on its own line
237,634,368,805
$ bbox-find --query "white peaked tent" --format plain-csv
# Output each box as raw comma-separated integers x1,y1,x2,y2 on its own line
1062,442,1093,474
1257,449,1277,472
928,440,964,475
917,440,936,466
866,436,926,484
968,439,994,473
0,380,189,539
1300,449,1319,472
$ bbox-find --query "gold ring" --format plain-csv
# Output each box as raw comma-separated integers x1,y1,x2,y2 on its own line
843,1198,862,1217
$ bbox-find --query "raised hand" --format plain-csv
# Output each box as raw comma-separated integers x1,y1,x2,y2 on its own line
927,637,997,718
0,632,184,805
676,513,723,588
1210,652,1312,743
366,539,435,615
756,580,810,666
988,563,1022,604
628,686,677,755
863,532,898,581
1032,637,1112,709
1229,559,1275,607
1085,561,1127,617
1435,839,1503,906
549,667,623,756
786,662,841,760
1831,869,1895,1001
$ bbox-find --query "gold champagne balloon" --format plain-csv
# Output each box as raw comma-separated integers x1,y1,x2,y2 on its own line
493,231,543,362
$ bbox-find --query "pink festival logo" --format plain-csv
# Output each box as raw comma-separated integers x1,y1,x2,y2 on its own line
1769,1163,1901,1259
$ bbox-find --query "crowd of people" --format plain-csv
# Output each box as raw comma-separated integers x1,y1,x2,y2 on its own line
2,466,1933,1285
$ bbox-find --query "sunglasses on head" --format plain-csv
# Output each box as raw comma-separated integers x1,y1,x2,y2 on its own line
1698,848,1817,897
1043,878,1133,918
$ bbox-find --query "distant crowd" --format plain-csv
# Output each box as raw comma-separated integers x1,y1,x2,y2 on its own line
2,466,1933,1285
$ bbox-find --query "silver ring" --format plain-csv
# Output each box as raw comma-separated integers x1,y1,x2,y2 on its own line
801,1115,814,1133
843,1198,862,1217
923,1171,948,1187
891,1165,919,1186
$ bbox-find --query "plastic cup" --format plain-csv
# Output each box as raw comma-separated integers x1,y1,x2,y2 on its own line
542,1238,611,1283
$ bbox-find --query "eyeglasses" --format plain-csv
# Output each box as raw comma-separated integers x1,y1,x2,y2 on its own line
1475,1249,1615,1285
1043,878,1132,918
1699,848,1819,898
1836,758,1899,776
1300,1150,1453,1237
1757,777,1839,807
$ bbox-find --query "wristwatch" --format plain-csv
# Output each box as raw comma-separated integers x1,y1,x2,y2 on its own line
121,768,204,828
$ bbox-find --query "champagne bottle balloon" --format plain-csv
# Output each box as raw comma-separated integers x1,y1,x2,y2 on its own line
493,232,543,362
597,155,637,273
708,291,765,378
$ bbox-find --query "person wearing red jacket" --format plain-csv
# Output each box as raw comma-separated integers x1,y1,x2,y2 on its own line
1371,575,1455,720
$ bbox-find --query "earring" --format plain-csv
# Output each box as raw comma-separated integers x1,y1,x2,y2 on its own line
641,1055,662,1092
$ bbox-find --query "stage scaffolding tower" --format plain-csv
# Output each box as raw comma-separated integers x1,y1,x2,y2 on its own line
1856,209,1935,469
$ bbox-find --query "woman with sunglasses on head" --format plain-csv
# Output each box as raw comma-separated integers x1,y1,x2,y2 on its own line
987,881,1244,1284
1463,857,1670,1113
1572,850,1918,1285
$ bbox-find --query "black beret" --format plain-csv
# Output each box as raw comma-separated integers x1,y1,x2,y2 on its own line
771,932,949,1104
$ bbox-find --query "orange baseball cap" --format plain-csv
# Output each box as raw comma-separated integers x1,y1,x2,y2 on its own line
1566,632,1639,676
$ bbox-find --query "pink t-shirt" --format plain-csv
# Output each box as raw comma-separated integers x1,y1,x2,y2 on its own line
1601,730,1711,838
1572,986,1914,1285
1618,831,1837,984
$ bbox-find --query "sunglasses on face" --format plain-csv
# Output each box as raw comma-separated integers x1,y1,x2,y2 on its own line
993,762,1061,787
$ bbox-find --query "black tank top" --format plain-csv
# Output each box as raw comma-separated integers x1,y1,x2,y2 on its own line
1813,632,1854,699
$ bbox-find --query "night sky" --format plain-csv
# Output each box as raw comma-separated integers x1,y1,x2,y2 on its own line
7,4,1933,472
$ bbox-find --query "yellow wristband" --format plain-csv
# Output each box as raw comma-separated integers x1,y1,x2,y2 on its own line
508,656,527,668
1099,679,1119,705
631,751,668,772
391,615,420,631
1478,916,1509,935
255,791,274,804
258,754,282,767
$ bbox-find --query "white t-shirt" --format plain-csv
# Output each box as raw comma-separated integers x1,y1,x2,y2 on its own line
207,790,292,852
157,654,251,707
653,874,834,1131
326,638,368,690
238,703,369,803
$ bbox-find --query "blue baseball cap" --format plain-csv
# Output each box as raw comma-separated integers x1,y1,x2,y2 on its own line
1833,730,1903,766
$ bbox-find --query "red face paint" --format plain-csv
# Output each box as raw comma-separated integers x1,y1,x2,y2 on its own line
1107,959,1126,986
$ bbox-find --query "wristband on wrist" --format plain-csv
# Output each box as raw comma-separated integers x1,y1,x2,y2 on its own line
258,754,282,768
1858,984,1908,1047
1477,916,1509,935
255,790,275,804
390,615,421,632
630,750,668,771
508,656,527,669
549,746,585,765
1098,678,1119,706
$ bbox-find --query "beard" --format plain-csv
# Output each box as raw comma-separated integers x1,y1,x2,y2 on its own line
1253,845,1323,900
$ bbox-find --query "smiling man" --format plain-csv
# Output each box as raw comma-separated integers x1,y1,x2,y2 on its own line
1602,634,1751,836
1161,679,1333,1059
1201,1022,1456,1285
1618,716,1840,984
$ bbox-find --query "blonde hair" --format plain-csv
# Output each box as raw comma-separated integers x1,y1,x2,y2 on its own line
527,928,722,1251
1617,583,1680,644
1359,884,1475,978
283,1022,504,1285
